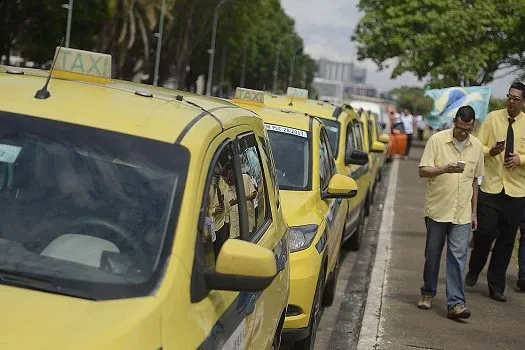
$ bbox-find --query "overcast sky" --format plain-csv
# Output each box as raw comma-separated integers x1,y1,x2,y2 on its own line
281,0,516,98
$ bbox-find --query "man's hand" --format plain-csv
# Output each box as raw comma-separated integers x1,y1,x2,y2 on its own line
504,153,521,170
441,163,464,174
489,142,505,156
229,199,238,206
471,213,478,231
214,203,224,215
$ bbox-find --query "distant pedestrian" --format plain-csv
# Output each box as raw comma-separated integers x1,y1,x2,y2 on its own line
416,114,426,141
466,82,525,302
417,105,484,319
401,109,414,159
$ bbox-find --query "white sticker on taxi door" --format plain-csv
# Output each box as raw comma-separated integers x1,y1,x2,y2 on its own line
221,320,245,350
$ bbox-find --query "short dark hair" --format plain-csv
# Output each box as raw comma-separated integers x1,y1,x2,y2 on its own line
455,105,475,123
510,82,525,98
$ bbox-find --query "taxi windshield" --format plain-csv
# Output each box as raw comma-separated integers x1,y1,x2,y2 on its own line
0,112,188,300
267,129,310,191
319,118,340,157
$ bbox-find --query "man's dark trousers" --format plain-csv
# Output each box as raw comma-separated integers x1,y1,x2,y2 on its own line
469,190,525,294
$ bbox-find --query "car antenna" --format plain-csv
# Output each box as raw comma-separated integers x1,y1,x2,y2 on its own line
288,94,295,106
35,37,64,100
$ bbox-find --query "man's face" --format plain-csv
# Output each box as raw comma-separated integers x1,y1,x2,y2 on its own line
222,169,235,186
453,118,474,142
506,88,525,116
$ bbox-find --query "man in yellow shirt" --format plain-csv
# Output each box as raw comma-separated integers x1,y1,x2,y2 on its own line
221,163,257,239
466,82,525,302
418,106,484,319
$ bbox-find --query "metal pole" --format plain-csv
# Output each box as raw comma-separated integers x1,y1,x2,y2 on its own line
219,44,227,97
206,0,230,96
153,0,166,86
272,33,296,94
240,42,248,87
288,46,302,88
65,0,73,48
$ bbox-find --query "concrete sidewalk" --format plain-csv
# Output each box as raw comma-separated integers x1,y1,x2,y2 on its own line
363,142,525,350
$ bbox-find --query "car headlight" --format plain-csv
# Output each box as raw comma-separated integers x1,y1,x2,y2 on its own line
289,224,319,253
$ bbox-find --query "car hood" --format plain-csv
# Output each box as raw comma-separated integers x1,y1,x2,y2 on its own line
0,284,161,350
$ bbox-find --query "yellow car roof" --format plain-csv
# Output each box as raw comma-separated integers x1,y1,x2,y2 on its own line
265,94,354,122
234,102,312,132
0,65,254,144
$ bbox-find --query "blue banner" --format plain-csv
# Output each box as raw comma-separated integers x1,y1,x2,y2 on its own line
424,86,492,130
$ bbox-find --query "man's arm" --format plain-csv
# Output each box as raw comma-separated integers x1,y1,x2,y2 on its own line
419,164,463,178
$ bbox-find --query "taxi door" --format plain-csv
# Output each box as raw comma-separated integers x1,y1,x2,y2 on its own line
318,126,345,272
187,125,286,350
342,119,366,230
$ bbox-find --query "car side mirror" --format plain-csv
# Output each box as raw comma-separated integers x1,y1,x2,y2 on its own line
378,133,390,144
371,140,386,153
205,239,277,292
345,149,369,166
321,174,358,199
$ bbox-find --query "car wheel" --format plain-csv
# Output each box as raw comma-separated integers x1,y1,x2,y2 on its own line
345,208,365,251
292,268,325,350
364,193,371,217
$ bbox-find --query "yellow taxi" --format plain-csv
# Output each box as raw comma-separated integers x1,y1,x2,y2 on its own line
265,90,372,248
0,48,290,349
232,88,358,349
348,107,388,207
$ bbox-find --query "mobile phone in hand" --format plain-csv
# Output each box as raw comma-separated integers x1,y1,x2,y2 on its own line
456,161,466,170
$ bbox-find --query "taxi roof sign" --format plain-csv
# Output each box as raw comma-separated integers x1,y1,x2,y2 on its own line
233,88,265,106
53,47,112,83
287,87,309,99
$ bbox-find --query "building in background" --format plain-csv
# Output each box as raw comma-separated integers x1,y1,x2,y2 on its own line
312,58,377,103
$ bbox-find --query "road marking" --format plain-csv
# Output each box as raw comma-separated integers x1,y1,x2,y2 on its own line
356,158,399,350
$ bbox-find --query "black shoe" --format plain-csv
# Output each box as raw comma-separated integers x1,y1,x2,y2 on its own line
517,279,525,292
489,291,507,302
465,272,478,287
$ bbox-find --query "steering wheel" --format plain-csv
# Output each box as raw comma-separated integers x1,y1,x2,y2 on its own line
47,217,149,272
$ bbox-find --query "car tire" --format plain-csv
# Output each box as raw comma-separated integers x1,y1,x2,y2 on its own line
292,267,325,350
364,193,371,217
322,251,340,306
345,208,365,251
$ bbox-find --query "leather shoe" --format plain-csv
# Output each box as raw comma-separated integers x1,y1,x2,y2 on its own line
489,291,507,302
517,279,525,292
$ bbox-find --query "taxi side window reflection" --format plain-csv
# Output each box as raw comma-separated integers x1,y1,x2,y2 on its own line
346,124,355,157
201,143,240,269
238,133,271,240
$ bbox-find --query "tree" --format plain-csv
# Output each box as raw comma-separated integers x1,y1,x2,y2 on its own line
389,86,433,115
353,0,525,87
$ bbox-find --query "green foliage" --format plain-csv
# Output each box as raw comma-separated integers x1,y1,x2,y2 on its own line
489,97,507,112
1,0,315,95
353,0,525,87
389,86,433,115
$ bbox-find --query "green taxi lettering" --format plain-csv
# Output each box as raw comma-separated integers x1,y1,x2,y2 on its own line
70,53,85,72
86,55,103,75
59,51,72,70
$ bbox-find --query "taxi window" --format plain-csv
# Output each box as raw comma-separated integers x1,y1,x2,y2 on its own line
367,119,374,148
0,112,188,300
346,124,355,157
199,142,240,269
267,125,311,191
238,133,271,241
319,128,335,190
320,118,340,158
354,121,365,151
258,135,280,210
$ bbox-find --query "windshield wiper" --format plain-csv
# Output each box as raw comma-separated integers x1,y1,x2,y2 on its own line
0,269,96,300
